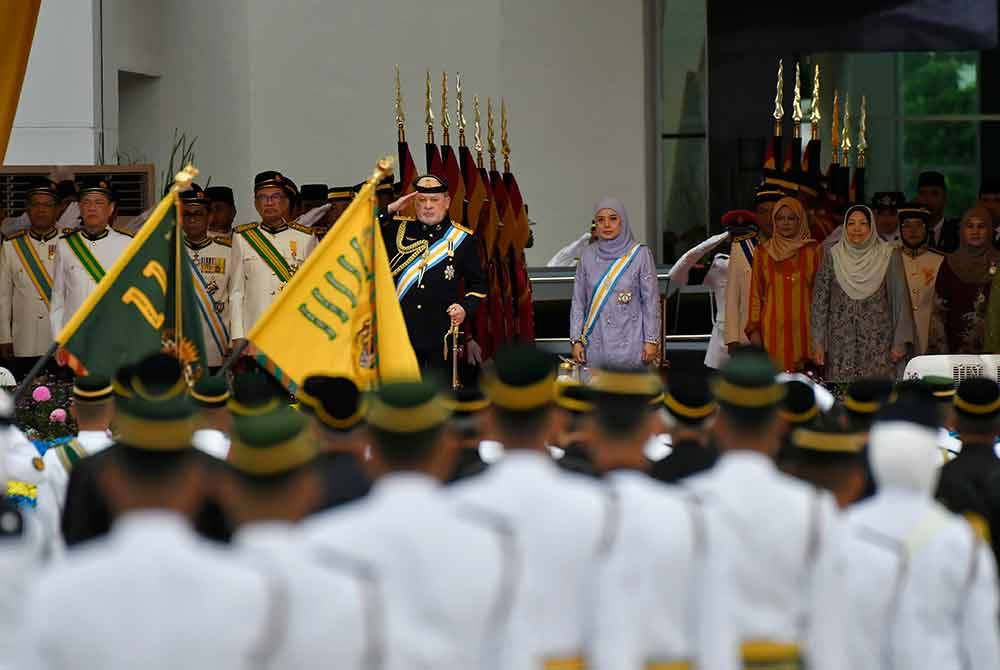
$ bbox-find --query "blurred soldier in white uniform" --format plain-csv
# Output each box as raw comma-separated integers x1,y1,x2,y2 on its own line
222,400,379,670
303,380,511,670
686,348,848,670
586,368,738,670
451,347,610,670
841,392,1000,670
21,354,273,669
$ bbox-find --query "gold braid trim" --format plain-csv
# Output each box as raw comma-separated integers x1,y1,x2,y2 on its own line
390,222,429,276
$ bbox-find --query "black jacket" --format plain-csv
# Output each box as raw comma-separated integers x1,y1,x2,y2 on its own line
381,216,486,352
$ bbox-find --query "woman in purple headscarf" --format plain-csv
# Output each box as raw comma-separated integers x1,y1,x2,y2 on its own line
569,197,661,369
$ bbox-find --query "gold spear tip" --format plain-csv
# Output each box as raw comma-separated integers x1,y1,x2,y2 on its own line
371,156,395,184
174,164,198,190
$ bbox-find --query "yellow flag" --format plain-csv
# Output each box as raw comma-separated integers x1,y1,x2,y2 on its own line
247,173,420,391
0,0,41,161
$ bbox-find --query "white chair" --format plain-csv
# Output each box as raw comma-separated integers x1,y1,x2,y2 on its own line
903,355,995,382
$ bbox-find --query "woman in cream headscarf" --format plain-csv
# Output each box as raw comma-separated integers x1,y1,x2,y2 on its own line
811,204,914,381
745,196,823,371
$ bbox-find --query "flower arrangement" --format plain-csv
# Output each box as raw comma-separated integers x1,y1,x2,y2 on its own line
14,379,77,442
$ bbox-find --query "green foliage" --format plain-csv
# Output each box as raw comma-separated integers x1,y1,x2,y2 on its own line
901,52,979,218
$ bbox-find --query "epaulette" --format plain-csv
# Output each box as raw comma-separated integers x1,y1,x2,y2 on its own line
112,225,135,238
60,227,78,238
213,237,232,248
395,215,416,222
452,222,474,235
732,231,757,244
288,222,312,235
3,230,27,241
233,222,258,234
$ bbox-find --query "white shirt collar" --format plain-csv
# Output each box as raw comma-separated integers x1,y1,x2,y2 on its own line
76,430,113,455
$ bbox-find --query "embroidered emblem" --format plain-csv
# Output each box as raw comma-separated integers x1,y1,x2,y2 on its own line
617,291,633,305
444,264,455,280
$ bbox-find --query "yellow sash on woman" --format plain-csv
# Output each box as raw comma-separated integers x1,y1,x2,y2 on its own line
581,243,642,344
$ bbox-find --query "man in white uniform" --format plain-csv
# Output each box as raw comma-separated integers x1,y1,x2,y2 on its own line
303,380,510,670
450,346,610,670
686,348,848,670
229,171,313,344
222,400,378,670
841,393,1000,670
724,187,781,353
49,177,133,337
180,184,233,369
897,203,943,355
42,375,114,512
0,178,60,378
586,367,738,670
21,354,273,669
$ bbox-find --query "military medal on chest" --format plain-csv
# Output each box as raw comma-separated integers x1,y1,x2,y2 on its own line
289,240,300,274
444,240,455,280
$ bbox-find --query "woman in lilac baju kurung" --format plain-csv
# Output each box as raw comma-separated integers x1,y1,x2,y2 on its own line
570,197,661,370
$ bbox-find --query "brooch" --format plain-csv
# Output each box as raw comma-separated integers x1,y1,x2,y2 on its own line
444,264,455,280
617,291,632,305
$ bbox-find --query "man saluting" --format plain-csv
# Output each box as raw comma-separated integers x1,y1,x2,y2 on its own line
384,175,486,373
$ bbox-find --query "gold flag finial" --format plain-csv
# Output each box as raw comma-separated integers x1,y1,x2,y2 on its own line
857,95,867,168
840,92,851,166
831,89,840,164
394,65,405,142
809,64,821,139
457,73,467,147
488,97,496,171
369,156,396,186
441,71,451,145
425,70,434,144
501,99,511,172
791,62,802,138
772,59,784,135
474,95,483,166
173,164,198,192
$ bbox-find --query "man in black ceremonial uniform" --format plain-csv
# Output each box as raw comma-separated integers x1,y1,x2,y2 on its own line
383,174,486,375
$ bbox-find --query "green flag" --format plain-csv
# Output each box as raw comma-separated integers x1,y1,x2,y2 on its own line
55,191,208,379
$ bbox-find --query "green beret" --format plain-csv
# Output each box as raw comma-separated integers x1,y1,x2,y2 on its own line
954,377,1000,419
788,411,867,458
72,374,113,403
554,380,593,414
229,374,283,417
922,375,956,401
112,363,135,402
483,346,557,412
191,375,230,409
712,349,784,409
781,380,819,426
298,375,365,432
441,385,491,418
663,373,716,424
367,380,450,433
844,378,895,415
228,405,316,476
116,353,195,452
588,368,662,398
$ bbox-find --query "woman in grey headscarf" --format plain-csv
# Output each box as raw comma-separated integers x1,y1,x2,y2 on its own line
569,197,660,369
